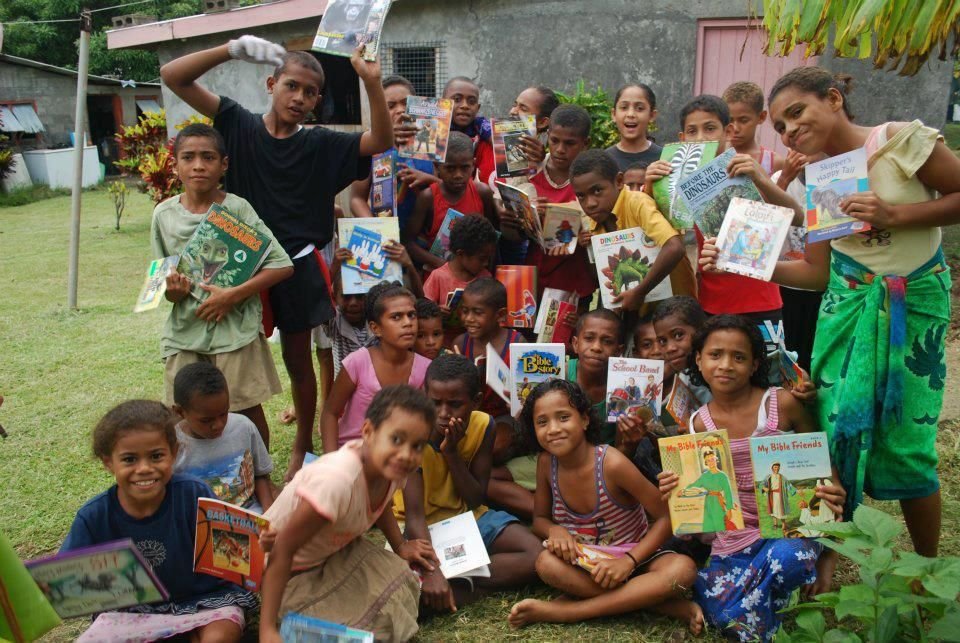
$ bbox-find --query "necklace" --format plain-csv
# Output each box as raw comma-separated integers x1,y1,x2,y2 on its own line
543,165,570,189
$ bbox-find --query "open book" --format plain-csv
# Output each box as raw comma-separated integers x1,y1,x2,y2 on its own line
428,512,491,580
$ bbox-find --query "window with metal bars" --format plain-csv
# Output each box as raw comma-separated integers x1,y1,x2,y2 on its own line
380,41,447,98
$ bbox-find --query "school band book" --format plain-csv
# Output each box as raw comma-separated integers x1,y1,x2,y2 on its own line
805,147,871,242
311,0,392,61
605,358,664,423
193,498,269,592
652,141,719,229
676,148,764,237
492,115,537,179
590,227,672,309
399,97,453,163
714,198,793,282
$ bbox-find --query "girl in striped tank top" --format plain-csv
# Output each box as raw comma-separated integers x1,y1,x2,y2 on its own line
658,315,847,642
508,380,703,634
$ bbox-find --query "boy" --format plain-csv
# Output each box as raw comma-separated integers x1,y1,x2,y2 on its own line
443,76,495,184
315,272,377,383
722,81,784,175
622,161,648,192
153,124,293,447
414,298,444,360
161,36,394,479
396,355,541,612
172,362,274,513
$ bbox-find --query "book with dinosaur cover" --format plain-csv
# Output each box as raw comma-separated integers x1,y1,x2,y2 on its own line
370,151,397,217
664,376,699,428
676,148,764,237
590,227,672,309
605,358,664,422
537,299,577,344
25,539,169,618
337,217,402,294
508,343,565,417
428,208,464,260
494,181,543,248
805,148,871,242
194,497,269,592
541,204,582,254
533,288,578,334
495,265,538,329
399,96,453,162
134,255,179,313
749,432,835,538
652,141,719,229
658,430,745,535
280,613,374,643
492,115,536,179
714,197,793,282
429,512,491,580
311,0,392,61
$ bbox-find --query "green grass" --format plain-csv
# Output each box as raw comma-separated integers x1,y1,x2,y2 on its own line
943,123,960,152
0,184,70,208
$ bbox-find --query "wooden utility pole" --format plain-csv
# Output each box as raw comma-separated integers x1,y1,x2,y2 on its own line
67,9,92,310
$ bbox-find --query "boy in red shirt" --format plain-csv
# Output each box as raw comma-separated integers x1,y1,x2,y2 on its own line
444,76,495,184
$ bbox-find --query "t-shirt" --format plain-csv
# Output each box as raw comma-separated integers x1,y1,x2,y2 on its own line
696,218,784,314
174,414,273,510
604,142,663,172
322,310,377,379
263,440,400,571
423,263,491,306
150,193,292,358
214,96,368,255
567,358,615,445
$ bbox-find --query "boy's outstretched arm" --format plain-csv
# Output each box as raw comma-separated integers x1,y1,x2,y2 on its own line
351,50,393,156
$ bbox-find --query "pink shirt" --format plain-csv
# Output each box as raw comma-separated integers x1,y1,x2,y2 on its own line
422,262,491,305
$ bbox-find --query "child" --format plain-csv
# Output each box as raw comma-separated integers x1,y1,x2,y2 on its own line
405,131,498,272
443,76,495,184
313,272,377,385
414,297,445,360
508,380,701,632
396,355,541,612
260,385,439,642
722,81,784,174
62,400,257,642
605,83,662,171
658,315,846,641
622,161,648,192
319,281,431,453
152,124,293,448
161,39,394,480
172,362,274,513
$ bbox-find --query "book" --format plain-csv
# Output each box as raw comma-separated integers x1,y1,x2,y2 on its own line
658,430,745,535
25,539,169,618
573,543,634,573
428,208,465,260
714,197,793,282
370,151,397,217
749,432,835,538
537,299,577,344
605,358,664,422
509,343,565,417
652,141,719,229
664,377,699,428
428,512,491,580
337,217,402,295
533,288,578,334
805,148,871,242
134,255,179,312
1,531,61,641
485,343,512,405
178,203,272,301
495,265,538,329
777,346,808,394
193,497,269,592
280,613,374,643
590,227,672,309
398,96,453,162
676,148,765,237
541,204,582,254
492,115,536,179
494,181,544,248
311,0,391,61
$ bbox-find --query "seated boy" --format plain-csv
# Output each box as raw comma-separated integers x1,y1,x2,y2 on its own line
152,123,293,448
395,354,541,612
443,76,495,184
414,298,445,360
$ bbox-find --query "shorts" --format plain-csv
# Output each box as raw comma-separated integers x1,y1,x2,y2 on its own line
476,509,520,549
268,250,335,334
164,335,282,411
311,324,333,350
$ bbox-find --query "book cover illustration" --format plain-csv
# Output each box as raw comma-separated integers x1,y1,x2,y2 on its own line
533,288,578,334
25,539,169,618
134,255,179,313
280,613,374,643
664,376,699,428
428,512,491,580
509,343,565,417
370,151,396,217
492,115,536,179
485,342,512,405
777,345,808,394
343,225,389,279
494,181,544,248
676,148,764,237
658,430,745,535
399,96,453,162
605,358,664,422
805,148,870,243
311,0,391,61
495,265,538,329
541,204,582,254
537,299,577,344
193,498,269,592
337,217,402,294
652,141,719,229
715,197,793,282
573,543,634,573
428,208,465,260
590,227,672,309
749,433,835,538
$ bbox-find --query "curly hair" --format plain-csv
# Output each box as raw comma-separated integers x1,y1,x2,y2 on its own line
92,400,178,459
520,379,602,452
364,280,415,325
687,314,769,389
570,149,620,182
449,214,498,256
722,81,765,114
425,353,482,398
172,362,227,408
366,384,436,430
651,296,707,330
415,297,442,321
463,277,506,312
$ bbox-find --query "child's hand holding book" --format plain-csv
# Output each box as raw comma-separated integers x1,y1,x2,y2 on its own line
196,284,242,322
657,470,680,504
396,538,439,573
589,555,635,589
350,46,382,84
164,272,191,303
698,237,720,273
545,526,579,564
421,568,457,612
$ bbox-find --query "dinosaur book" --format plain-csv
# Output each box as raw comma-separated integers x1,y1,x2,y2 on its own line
605,357,664,423
25,539,169,618
370,151,397,217
508,343,566,417
134,255,179,313
311,0,392,61
590,227,672,309
676,148,764,238
337,217,402,295
651,141,719,229
399,97,454,163
805,148,871,243
492,115,537,179
495,265,538,329
714,197,793,282
194,498,269,592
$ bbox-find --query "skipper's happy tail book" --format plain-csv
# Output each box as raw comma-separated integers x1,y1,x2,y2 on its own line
749,432,835,538
495,265,538,329
605,358,664,423
337,217,402,295
134,255,179,313
492,115,537,179
676,148,764,238
715,197,793,282
399,96,453,162
658,430,745,535
805,147,870,242
509,343,565,417
652,141,719,229
194,498,269,592
311,0,391,61
590,227,672,309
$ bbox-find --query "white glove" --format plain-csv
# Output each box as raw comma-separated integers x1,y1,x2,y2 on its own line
227,35,286,66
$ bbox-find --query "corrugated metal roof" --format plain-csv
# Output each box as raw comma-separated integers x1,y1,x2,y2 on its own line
0,53,161,87
10,104,44,133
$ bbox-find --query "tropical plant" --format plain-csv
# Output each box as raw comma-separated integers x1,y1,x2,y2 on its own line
556,81,620,150
0,113,16,183
108,179,127,230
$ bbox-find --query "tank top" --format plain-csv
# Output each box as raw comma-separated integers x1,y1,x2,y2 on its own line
426,181,485,240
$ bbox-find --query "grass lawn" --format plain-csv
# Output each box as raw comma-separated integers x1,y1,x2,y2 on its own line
2,189,960,642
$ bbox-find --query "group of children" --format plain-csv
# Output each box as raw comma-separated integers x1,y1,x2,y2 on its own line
56,31,960,643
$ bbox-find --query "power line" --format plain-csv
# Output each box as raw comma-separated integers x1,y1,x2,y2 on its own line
0,18,80,26
90,0,155,13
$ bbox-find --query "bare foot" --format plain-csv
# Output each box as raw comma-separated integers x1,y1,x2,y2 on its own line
685,601,705,636
803,548,838,599
656,598,705,636
508,597,574,628
278,406,296,425
284,450,306,483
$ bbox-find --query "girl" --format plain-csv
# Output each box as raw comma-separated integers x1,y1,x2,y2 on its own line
605,84,662,172
320,281,431,453
507,380,702,634
652,296,712,407
658,315,846,641
61,400,257,642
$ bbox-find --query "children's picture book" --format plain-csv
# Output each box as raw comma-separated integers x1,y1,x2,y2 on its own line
509,343,565,417
573,543,635,573
398,96,453,162
777,345,808,394
494,181,544,248
193,497,269,592
605,358,664,422
445,287,465,312
311,0,391,61
676,148,765,237
715,197,793,282
178,203,272,301
495,265,538,329
370,151,396,217
428,512,491,580
25,539,169,618
337,217,402,295
658,430,745,535
541,204,582,254
492,115,536,179
652,141,719,229
280,613,374,643
590,227,672,309
428,208,465,260
533,288,578,334
134,255,179,313
805,147,871,242
537,299,577,344
664,376,699,428
749,432,835,538
485,343,512,405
